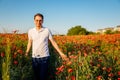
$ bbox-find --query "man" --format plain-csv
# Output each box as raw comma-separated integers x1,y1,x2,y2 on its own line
25,13,68,80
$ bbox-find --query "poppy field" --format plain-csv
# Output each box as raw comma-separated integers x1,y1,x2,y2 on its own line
0,33,120,80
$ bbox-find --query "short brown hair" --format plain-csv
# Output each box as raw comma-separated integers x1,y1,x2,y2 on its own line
34,13,44,20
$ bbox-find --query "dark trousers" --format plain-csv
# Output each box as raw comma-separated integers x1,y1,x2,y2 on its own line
32,56,50,80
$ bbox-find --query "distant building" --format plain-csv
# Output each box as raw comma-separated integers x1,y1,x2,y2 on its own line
114,25,120,31
96,29,104,34
96,25,120,34
104,27,114,32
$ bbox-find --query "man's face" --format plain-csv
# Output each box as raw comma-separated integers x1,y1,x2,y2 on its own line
34,16,43,27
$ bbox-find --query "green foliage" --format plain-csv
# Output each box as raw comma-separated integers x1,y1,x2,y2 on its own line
2,38,11,80
104,30,120,34
114,30,120,34
104,30,113,34
67,25,88,35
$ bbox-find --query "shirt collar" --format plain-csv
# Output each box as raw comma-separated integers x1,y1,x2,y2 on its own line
34,27,45,32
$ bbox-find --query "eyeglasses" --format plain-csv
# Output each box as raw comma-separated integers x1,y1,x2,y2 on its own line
35,20,43,22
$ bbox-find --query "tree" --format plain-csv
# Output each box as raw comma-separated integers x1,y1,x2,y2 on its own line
67,25,87,35
104,30,113,34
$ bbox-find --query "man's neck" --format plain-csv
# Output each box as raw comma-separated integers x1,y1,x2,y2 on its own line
36,26,42,31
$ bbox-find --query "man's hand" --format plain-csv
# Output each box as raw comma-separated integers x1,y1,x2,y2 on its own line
60,54,69,62
25,52,28,57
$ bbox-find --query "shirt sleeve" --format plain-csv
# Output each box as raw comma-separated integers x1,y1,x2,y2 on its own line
28,29,32,40
48,29,53,39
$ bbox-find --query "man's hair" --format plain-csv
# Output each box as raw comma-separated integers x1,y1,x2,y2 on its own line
34,13,44,20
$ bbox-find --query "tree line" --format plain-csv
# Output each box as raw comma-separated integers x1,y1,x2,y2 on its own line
67,25,120,35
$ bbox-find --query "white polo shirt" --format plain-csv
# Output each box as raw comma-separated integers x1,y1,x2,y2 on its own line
28,27,53,58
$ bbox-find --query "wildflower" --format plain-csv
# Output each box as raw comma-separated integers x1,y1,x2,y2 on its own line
68,52,72,56
107,67,112,73
108,73,114,77
97,64,101,67
83,52,87,57
55,71,60,75
90,61,94,66
118,78,120,80
66,61,72,66
98,58,102,62
56,65,65,72
1,52,5,57
17,49,23,54
118,71,120,76
114,56,118,61
68,68,73,73
77,50,81,55
102,67,106,71
96,75,102,80
71,76,75,80
11,45,16,50
78,62,83,66
86,74,90,79
13,60,18,65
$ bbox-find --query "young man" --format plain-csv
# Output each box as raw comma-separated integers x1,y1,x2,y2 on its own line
25,13,68,80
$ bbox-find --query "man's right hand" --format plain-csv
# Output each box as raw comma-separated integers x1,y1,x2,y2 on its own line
25,52,28,57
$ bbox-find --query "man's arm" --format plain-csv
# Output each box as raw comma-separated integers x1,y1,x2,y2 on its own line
25,39,32,56
49,38,69,61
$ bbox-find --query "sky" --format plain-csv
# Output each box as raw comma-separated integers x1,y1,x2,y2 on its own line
0,0,120,34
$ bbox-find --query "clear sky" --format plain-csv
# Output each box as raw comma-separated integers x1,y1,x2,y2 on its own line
0,0,120,34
